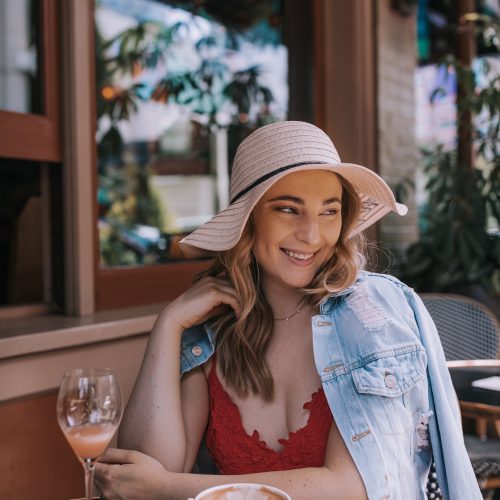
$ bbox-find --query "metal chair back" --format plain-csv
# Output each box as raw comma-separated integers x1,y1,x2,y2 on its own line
420,293,500,497
420,293,500,361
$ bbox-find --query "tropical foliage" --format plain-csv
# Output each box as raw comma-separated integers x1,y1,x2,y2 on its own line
95,1,282,266
403,20,500,293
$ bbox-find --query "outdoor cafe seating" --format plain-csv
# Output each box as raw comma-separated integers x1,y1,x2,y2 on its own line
421,293,500,499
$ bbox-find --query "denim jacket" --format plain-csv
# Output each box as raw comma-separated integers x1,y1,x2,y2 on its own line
179,272,482,500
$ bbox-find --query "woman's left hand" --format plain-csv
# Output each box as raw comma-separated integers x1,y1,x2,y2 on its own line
94,448,171,500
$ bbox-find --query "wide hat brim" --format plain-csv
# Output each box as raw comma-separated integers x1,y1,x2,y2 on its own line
180,162,407,258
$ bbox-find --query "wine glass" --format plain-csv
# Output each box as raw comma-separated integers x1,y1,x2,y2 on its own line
57,368,123,500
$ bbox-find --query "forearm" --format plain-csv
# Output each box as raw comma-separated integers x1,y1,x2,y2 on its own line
165,467,366,500
118,309,186,470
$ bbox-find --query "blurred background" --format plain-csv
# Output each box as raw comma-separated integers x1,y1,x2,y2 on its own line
0,1,498,498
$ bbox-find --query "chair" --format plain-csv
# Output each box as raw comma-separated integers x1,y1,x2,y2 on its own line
420,293,499,361
420,293,500,499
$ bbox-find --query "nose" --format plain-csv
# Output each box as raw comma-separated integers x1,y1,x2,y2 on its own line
295,214,321,245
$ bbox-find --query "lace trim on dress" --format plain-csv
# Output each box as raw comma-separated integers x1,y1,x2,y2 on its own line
206,356,333,474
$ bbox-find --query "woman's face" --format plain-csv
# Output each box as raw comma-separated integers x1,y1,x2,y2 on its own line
251,170,343,291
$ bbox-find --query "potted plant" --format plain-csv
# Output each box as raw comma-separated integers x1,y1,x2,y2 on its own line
402,23,499,315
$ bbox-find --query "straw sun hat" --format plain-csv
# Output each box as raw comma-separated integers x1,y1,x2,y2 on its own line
180,121,407,257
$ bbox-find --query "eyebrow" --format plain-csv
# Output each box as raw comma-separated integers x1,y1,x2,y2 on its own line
267,195,342,206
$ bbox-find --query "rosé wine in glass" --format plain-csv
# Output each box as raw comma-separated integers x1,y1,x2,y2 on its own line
64,422,117,459
57,368,122,500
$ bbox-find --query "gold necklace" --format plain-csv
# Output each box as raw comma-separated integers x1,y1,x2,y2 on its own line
274,303,303,321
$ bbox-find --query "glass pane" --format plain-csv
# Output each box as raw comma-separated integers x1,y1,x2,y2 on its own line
0,159,44,305
0,0,41,114
95,0,287,268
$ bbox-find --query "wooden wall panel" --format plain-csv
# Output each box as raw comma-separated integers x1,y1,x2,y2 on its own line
0,333,149,499
0,393,84,500
96,260,210,310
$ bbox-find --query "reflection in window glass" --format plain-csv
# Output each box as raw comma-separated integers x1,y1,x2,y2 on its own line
0,160,43,305
95,0,287,267
0,0,41,114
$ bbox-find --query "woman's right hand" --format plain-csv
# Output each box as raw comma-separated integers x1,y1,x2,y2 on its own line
161,276,241,331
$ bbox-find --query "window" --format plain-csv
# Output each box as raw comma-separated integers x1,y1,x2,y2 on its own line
94,0,314,309
415,0,500,152
414,0,499,235
0,0,60,162
0,0,62,313
0,0,42,115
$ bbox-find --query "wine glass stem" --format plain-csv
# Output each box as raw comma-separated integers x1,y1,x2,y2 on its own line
83,458,95,500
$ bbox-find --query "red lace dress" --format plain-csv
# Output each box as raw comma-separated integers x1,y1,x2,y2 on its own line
205,357,333,474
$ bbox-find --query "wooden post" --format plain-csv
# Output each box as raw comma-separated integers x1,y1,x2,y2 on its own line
313,0,378,247
456,0,476,168
60,0,97,315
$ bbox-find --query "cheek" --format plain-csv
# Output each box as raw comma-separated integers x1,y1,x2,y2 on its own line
317,224,342,261
251,230,273,263
324,219,342,245
253,221,283,249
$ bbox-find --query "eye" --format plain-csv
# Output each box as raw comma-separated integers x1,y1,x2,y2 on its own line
275,205,298,214
322,208,340,216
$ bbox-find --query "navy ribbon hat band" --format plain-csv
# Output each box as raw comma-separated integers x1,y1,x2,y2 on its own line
230,161,328,204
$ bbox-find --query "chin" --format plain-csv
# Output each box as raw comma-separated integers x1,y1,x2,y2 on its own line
282,274,316,289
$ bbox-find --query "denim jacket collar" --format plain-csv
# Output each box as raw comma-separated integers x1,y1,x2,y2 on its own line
318,271,367,314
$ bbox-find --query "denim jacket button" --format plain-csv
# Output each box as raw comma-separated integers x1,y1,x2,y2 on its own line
384,374,397,389
191,345,203,357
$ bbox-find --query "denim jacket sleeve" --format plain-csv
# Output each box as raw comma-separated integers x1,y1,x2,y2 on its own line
406,289,482,500
179,323,216,376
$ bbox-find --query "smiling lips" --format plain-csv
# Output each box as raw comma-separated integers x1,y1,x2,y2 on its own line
281,248,317,266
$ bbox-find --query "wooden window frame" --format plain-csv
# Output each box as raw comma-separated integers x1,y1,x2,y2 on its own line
0,1,426,317
0,0,61,319
92,1,308,311
91,0,378,312
0,0,60,162
92,1,319,311
59,0,210,313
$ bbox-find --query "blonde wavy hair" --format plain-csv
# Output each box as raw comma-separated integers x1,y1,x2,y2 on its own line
196,176,365,401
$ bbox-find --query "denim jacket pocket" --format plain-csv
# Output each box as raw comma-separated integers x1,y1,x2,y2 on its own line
351,345,427,435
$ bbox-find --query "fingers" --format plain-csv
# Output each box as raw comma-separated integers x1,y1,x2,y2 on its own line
194,304,233,327
206,286,241,318
166,276,242,329
93,463,109,496
201,277,241,316
94,461,124,500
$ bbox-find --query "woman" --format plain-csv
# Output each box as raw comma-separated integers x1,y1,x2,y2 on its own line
95,121,481,500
